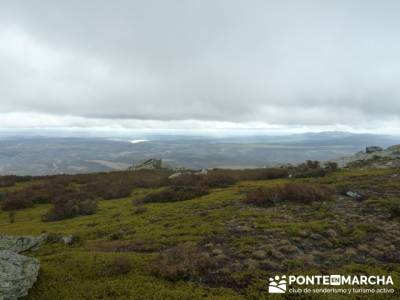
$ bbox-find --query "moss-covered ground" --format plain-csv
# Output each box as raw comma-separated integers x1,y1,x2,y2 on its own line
1,167,399,299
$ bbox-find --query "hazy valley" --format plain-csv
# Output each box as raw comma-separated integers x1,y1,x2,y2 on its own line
0,132,398,175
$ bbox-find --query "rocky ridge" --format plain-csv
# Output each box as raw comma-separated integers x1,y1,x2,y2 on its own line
335,144,400,167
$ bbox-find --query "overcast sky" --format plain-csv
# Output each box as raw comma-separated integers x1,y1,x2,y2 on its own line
0,0,400,133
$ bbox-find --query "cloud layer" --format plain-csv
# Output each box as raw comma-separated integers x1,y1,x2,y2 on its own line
1,0,400,131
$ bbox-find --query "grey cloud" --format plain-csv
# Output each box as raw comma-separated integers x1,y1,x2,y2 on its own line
0,0,400,129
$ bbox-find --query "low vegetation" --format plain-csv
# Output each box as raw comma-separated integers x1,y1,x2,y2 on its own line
42,193,97,222
0,169,171,220
99,256,132,277
150,242,216,281
0,175,32,188
139,186,209,204
201,172,237,188
1,190,35,210
1,162,399,299
244,182,332,206
290,160,335,178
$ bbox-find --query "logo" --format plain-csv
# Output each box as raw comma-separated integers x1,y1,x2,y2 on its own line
330,275,341,285
268,275,287,293
267,274,394,294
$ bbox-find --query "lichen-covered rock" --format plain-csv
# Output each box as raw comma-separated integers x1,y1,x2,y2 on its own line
0,234,47,253
0,250,40,300
345,191,363,200
168,172,183,179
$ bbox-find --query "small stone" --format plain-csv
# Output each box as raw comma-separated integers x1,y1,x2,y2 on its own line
346,191,363,200
252,250,267,259
298,230,309,238
214,254,228,262
260,260,281,271
194,169,208,175
357,244,369,252
325,229,337,238
310,233,323,240
319,240,333,248
270,249,285,260
204,243,214,249
218,267,231,275
168,172,183,179
296,254,316,267
200,252,210,259
291,237,302,243
279,244,299,254
354,255,367,264
233,225,252,233
345,248,357,256
61,235,75,245
369,248,381,259
329,254,344,263
310,250,324,260
211,249,224,256
243,258,259,270
231,262,242,270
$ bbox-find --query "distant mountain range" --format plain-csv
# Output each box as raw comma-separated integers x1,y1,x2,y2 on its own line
0,131,398,175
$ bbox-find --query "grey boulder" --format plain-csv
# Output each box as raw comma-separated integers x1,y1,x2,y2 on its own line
0,250,40,300
0,234,47,253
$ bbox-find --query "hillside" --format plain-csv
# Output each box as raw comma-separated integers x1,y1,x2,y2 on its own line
0,162,399,299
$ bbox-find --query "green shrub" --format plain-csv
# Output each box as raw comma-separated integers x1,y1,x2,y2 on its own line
0,175,32,188
140,186,208,204
244,188,279,207
1,191,34,210
42,192,97,222
291,160,329,178
150,242,215,281
244,183,332,206
201,173,237,188
293,168,327,178
99,256,132,276
324,162,338,172
256,168,289,180
282,183,332,203
1,181,76,211
86,182,133,200
200,168,290,182
168,174,200,187
169,171,240,188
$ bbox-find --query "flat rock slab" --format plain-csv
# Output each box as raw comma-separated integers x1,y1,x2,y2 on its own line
0,235,47,253
0,250,40,300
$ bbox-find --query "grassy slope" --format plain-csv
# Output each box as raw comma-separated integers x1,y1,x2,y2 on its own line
1,168,399,299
